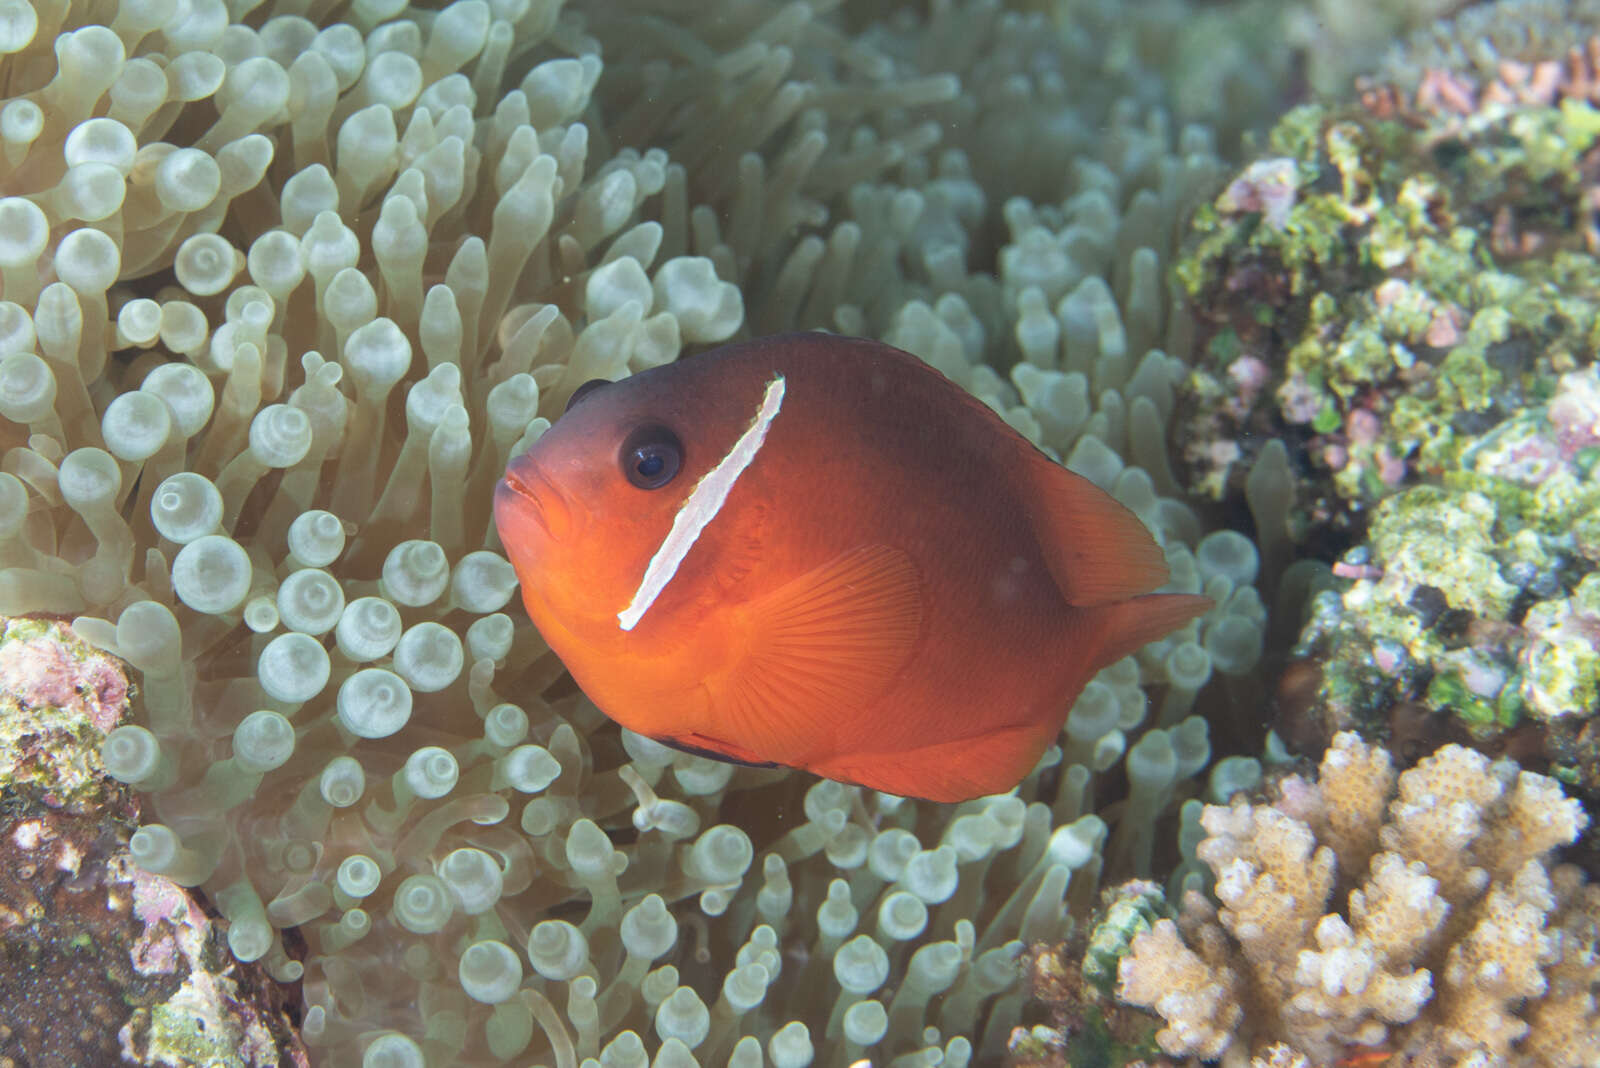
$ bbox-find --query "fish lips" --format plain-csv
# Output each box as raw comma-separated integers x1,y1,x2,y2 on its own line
494,458,572,543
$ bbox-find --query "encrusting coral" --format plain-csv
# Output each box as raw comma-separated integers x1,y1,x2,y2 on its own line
1111,731,1599,1067
0,0,1290,1064
0,618,309,1066
0,614,130,812
1168,1,1600,802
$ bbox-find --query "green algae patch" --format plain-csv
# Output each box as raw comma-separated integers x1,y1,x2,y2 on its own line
1295,454,1600,742
1175,96,1600,524
143,973,286,1068
1366,487,1517,618
1175,77,1600,755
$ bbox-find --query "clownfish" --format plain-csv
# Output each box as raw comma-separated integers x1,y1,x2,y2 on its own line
494,333,1210,802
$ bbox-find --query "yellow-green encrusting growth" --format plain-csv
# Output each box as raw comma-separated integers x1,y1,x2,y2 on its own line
0,0,1286,1063
1168,16,1600,778
1176,89,1600,511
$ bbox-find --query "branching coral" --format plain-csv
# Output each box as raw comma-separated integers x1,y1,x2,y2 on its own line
1111,731,1599,1066
1369,0,1600,94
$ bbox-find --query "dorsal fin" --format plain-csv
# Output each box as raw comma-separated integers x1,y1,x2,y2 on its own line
1020,451,1170,606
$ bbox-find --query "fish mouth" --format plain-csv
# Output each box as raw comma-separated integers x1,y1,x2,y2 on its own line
495,459,571,541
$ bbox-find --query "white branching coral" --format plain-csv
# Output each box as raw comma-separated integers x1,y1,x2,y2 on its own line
1114,732,1600,1066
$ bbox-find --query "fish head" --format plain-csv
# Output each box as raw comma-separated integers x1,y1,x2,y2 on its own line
494,359,782,646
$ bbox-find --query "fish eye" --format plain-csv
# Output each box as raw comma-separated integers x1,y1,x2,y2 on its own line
619,424,683,490
565,378,611,413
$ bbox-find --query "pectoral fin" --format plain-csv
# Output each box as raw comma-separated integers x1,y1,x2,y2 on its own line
661,544,924,766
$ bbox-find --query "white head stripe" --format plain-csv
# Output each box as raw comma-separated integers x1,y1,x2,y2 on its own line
618,374,786,631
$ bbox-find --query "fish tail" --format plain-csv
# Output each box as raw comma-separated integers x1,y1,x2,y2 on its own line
1082,592,1213,670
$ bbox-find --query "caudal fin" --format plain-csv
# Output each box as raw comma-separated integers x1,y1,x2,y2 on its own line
1082,592,1213,669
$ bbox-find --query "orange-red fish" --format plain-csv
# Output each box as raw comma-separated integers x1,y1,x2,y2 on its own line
494,333,1209,802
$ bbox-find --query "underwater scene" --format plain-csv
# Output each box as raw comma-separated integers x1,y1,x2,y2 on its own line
0,0,1598,1064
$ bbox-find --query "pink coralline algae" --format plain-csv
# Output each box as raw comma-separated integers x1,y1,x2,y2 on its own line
0,617,132,813
1547,364,1600,459
128,861,202,977
1374,444,1408,487
1276,373,1326,425
1222,355,1272,419
1463,373,1596,487
1346,407,1382,445
0,618,127,733
1477,432,1566,486
0,618,308,1067
1217,157,1300,229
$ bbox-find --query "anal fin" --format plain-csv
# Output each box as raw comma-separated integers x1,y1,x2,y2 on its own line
814,720,1057,803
